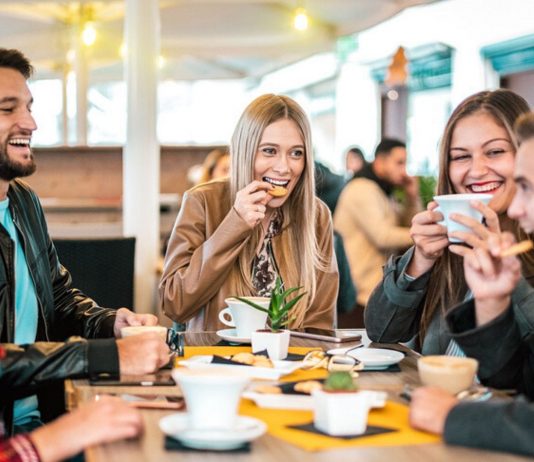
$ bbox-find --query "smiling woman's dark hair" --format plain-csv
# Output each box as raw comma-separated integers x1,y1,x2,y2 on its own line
515,113,534,145
0,48,33,78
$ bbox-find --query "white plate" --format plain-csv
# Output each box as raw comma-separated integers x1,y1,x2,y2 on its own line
159,414,266,450
327,347,404,368
243,390,387,410
177,355,302,380
217,328,251,344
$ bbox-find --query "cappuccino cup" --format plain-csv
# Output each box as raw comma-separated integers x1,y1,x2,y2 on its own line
218,297,269,338
433,193,492,243
418,355,478,395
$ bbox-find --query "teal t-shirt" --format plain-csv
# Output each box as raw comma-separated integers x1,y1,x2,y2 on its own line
0,198,40,425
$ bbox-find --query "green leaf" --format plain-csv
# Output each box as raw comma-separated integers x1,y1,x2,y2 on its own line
280,292,306,313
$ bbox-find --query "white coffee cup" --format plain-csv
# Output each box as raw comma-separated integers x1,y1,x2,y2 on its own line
433,193,492,243
172,369,250,430
120,325,168,339
219,297,269,338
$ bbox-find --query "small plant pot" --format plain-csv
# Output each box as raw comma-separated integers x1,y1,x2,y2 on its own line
312,389,371,436
251,329,290,360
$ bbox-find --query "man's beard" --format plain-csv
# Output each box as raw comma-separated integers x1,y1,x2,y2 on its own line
0,144,36,181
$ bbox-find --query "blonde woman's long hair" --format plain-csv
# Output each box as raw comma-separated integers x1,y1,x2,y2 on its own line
420,89,532,345
229,94,327,327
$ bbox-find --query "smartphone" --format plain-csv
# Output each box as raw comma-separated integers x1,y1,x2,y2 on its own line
289,328,362,343
120,394,185,410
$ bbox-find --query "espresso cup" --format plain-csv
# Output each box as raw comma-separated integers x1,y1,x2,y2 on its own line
120,325,168,340
219,297,269,338
172,369,250,430
433,193,492,243
418,355,479,395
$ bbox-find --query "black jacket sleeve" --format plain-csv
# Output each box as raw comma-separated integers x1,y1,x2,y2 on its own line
0,340,119,402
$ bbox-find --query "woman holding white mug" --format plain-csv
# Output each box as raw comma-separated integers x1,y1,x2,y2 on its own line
365,89,534,355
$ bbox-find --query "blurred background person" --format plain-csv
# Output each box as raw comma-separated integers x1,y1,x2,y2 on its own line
198,147,230,184
344,145,367,180
334,138,420,326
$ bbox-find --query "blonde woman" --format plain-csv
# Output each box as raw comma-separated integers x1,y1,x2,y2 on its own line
365,89,534,354
160,94,338,330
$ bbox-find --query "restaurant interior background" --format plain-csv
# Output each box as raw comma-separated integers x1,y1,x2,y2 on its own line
3,0,534,314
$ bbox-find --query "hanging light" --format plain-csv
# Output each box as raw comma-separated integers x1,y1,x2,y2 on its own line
293,7,309,31
81,22,97,46
385,46,408,87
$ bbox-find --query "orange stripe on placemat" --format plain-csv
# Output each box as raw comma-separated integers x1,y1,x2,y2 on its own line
239,399,440,451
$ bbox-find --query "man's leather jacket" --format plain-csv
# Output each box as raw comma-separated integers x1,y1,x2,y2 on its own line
0,180,120,431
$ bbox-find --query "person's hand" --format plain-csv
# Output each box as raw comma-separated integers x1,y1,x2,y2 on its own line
407,201,448,277
409,387,459,435
113,307,158,338
448,200,501,246
116,332,170,375
450,232,521,326
233,180,273,228
403,175,419,203
30,396,143,462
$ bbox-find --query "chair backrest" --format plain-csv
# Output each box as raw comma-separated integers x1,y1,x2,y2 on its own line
53,237,136,309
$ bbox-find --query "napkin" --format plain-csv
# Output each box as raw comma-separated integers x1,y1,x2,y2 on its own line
287,422,396,440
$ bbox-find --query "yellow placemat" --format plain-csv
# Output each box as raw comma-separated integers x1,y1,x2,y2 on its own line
239,399,440,451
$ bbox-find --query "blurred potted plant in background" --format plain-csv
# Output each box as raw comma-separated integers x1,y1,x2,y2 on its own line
394,175,437,208
235,277,306,360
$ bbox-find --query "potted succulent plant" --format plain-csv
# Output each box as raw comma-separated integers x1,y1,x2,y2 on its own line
235,277,306,360
313,371,371,436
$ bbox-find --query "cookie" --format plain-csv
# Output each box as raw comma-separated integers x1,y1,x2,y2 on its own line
294,380,323,394
268,186,288,197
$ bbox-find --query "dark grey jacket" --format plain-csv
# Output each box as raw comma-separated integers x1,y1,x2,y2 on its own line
0,180,120,431
365,247,534,355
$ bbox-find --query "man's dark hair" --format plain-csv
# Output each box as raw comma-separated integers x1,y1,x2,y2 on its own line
346,146,365,161
0,48,33,78
374,138,406,158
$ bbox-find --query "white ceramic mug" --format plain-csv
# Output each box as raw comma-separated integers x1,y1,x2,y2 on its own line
120,325,168,340
433,193,492,243
172,369,250,430
218,297,269,338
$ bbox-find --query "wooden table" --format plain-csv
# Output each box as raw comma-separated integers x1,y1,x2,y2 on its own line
68,332,530,462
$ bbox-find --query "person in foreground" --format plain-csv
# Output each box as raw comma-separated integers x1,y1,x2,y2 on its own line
365,89,534,355
0,48,169,435
409,113,534,457
160,94,338,330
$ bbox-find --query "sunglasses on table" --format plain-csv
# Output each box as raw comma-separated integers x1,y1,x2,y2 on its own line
301,350,363,375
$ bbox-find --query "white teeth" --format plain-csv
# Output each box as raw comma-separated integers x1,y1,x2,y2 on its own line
9,138,30,146
263,177,289,187
469,182,500,192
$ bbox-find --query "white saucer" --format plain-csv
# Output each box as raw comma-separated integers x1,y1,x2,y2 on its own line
159,414,266,450
327,347,404,368
217,328,251,344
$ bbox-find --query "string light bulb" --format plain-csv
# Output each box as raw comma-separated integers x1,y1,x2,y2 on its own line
293,7,309,31
81,22,97,46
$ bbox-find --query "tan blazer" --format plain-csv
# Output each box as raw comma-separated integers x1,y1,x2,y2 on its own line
334,178,418,306
159,179,338,331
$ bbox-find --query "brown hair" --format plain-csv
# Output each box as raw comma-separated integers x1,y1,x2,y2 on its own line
0,48,33,78
515,113,534,145
420,89,531,343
